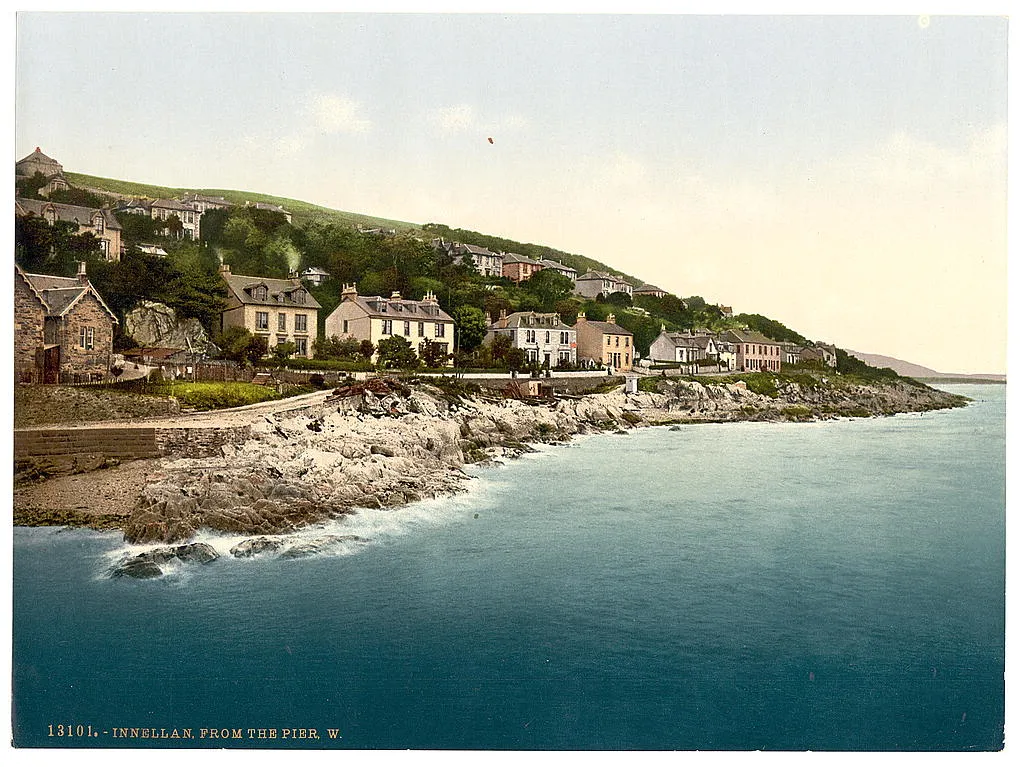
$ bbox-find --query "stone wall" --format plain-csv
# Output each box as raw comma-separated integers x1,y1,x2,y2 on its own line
14,271,45,383
154,426,252,458
58,292,114,381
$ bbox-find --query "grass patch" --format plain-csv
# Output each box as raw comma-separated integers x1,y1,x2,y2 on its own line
147,381,283,410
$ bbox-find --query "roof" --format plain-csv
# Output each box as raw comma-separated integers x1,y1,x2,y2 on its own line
301,267,331,276
661,332,715,348
151,198,196,212
222,272,322,309
16,147,62,173
722,329,780,346
248,201,290,214
489,311,573,331
346,294,454,322
502,252,539,265
17,266,119,323
540,259,576,272
16,198,122,231
578,319,632,336
635,283,666,293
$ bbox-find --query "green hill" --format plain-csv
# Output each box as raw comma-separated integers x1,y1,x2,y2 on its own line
65,172,423,234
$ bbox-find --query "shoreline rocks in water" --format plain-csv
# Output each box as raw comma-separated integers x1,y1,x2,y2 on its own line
111,542,219,579
15,374,969,572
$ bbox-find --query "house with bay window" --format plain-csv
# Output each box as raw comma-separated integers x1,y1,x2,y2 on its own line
574,312,634,372
484,310,577,368
219,264,321,357
324,284,456,365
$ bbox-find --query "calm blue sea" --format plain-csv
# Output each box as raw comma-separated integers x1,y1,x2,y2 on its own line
12,384,1005,751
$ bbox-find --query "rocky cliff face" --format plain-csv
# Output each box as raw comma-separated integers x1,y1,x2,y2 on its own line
121,376,967,548
123,300,217,355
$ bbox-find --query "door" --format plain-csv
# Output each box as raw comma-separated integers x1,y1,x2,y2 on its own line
43,346,60,384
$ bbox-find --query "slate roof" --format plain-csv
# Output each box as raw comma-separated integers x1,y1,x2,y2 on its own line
721,329,780,346
222,273,322,309
579,319,632,336
489,311,573,331
151,198,197,212
663,332,715,348
18,266,118,322
16,198,122,231
16,148,62,175
635,283,666,293
347,295,453,322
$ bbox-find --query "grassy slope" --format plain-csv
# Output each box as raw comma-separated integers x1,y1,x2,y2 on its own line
65,172,424,234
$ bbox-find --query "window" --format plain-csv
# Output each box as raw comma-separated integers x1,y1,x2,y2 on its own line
293,291,306,305
256,312,269,331
615,336,620,347
295,338,308,356
343,320,349,334
278,314,287,332
545,331,550,344
382,320,393,335
93,216,104,234
418,322,425,337
99,240,109,258
294,314,308,333
625,338,630,347
435,323,445,338
404,321,411,336
253,286,268,301
79,326,95,350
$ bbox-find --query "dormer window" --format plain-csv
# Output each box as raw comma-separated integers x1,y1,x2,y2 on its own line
93,215,104,234
252,285,268,301
292,290,306,305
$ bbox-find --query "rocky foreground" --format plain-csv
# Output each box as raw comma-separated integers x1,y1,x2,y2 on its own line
114,374,966,570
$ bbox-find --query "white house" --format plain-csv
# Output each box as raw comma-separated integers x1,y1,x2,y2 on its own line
324,284,456,364
485,310,577,368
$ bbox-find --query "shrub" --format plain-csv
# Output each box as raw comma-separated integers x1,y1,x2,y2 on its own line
146,382,282,410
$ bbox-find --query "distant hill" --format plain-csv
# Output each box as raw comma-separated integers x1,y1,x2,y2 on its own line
845,350,1005,382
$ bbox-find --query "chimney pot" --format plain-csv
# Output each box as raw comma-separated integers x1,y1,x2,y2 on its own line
77,261,88,282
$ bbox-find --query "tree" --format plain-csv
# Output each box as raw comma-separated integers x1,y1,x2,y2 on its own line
451,305,488,351
419,340,450,369
523,269,574,310
271,341,297,361
376,336,418,369
359,340,375,361
217,326,266,366
605,291,633,308
314,336,364,361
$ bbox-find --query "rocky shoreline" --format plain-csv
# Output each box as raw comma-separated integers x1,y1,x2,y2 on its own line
14,375,968,577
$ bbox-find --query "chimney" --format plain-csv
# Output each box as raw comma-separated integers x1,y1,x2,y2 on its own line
497,309,508,329
575,311,587,326
341,283,358,302
606,314,616,325
423,290,439,305
390,290,402,300
77,261,88,283
219,263,231,277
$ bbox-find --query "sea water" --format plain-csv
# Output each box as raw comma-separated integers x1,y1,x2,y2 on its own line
12,384,1005,750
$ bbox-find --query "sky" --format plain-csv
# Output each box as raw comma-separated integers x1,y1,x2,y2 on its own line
13,10,1010,374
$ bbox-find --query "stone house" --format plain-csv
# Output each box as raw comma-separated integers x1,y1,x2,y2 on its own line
298,267,331,287
501,253,545,283
16,198,123,262
574,312,634,372
574,270,633,299
150,199,203,241
720,329,782,373
485,310,577,368
14,263,118,384
15,146,70,195
219,265,321,358
324,284,456,364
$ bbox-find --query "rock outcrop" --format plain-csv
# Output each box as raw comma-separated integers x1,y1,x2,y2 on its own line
124,300,218,356
118,375,967,549
111,542,219,578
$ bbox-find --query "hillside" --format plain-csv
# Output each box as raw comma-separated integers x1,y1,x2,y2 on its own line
845,350,1005,381
65,172,424,235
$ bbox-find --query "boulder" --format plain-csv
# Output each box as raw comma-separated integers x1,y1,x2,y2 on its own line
230,537,286,558
110,541,219,578
123,300,218,356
